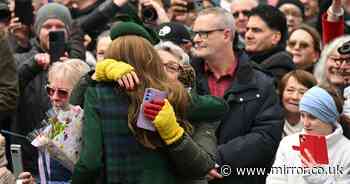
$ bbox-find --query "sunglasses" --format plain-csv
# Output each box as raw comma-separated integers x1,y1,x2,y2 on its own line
232,10,251,18
287,40,311,49
46,85,70,98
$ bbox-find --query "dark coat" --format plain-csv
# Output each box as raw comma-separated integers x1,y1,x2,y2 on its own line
192,51,284,184
248,46,295,84
12,38,85,175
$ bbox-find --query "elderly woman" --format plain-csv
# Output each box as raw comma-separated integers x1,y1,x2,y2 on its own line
314,35,350,92
18,59,90,184
266,85,350,184
286,24,321,72
279,70,317,137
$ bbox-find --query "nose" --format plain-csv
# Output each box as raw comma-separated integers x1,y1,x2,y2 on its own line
286,14,294,23
238,12,246,20
51,90,61,100
291,91,301,100
245,29,253,40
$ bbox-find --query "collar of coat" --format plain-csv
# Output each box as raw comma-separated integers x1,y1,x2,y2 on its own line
191,50,262,96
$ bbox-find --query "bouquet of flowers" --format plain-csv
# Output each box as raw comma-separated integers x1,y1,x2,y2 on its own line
29,106,84,171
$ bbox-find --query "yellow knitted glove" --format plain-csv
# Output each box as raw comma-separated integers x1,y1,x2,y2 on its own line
153,99,184,145
94,59,134,81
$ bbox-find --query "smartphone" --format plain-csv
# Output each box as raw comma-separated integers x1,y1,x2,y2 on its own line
299,134,329,165
49,30,66,63
10,144,23,177
137,88,168,131
14,0,34,26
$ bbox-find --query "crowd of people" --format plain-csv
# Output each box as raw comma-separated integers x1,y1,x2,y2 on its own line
0,0,350,183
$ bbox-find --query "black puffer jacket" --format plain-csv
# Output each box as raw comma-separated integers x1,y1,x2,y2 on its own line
192,51,284,184
248,45,295,84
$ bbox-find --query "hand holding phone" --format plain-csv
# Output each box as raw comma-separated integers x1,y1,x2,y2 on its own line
299,134,329,165
10,144,23,177
137,88,167,131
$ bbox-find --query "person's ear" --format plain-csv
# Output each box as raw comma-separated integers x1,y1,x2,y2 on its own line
223,29,232,41
271,31,282,45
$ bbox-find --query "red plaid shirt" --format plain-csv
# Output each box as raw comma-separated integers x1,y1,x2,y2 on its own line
204,58,238,97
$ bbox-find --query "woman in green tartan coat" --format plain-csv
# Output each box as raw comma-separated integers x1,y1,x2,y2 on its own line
71,35,227,184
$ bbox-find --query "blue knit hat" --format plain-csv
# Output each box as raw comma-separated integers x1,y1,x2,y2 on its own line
299,86,340,125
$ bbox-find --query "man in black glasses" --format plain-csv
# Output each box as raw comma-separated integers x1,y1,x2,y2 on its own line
191,7,283,184
230,0,258,40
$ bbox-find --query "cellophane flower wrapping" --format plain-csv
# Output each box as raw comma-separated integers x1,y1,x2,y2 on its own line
30,106,84,171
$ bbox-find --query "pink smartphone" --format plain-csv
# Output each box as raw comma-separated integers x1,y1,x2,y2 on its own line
137,88,167,131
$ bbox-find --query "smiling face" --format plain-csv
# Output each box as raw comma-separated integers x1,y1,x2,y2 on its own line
301,111,333,136
157,49,182,81
282,76,308,114
325,51,347,87
192,14,227,58
245,15,280,52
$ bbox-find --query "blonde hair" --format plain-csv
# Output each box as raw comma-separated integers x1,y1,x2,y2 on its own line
48,59,90,88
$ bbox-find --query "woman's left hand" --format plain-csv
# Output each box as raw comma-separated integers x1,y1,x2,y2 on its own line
300,148,319,168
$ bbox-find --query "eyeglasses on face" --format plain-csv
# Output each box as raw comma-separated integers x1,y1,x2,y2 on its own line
287,40,311,49
192,28,225,39
46,85,70,98
232,10,251,18
328,55,350,66
163,62,183,73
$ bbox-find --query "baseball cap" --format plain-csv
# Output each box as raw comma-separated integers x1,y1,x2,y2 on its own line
157,22,192,45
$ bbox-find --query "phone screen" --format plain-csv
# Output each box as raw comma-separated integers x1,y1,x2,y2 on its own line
299,134,329,164
49,30,66,62
14,0,33,26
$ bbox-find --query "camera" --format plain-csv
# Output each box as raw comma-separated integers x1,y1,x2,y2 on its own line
141,5,158,22
338,40,350,55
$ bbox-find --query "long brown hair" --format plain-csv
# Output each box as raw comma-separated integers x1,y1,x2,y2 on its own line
105,35,191,148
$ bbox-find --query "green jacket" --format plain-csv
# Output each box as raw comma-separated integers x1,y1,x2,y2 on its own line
72,80,228,184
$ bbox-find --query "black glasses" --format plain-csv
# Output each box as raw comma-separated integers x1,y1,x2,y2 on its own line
46,85,70,98
287,40,311,49
232,10,251,18
192,29,225,39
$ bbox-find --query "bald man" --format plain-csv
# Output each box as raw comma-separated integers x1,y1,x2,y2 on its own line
230,0,258,37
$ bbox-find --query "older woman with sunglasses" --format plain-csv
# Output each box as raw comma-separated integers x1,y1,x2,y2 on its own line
286,24,321,73
18,59,90,184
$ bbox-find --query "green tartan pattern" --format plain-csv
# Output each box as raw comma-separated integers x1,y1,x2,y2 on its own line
95,83,179,184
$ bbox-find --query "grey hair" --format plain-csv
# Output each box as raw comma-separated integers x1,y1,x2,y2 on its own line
48,59,90,88
231,0,258,7
314,35,350,85
198,7,236,40
97,30,111,42
154,41,190,65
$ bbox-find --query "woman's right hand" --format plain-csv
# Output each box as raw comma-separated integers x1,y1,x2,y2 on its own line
18,172,36,184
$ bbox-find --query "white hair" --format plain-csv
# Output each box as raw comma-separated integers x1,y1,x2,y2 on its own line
314,35,350,85
154,41,190,65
